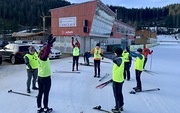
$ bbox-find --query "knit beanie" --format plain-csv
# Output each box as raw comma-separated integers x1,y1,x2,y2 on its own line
115,48,123,56
137,48,143,53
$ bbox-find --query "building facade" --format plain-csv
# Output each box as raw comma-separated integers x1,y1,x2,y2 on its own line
50,0,135,53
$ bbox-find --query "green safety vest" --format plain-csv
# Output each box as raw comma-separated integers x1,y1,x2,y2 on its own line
112,57,124,83
73,47,80,56
122,51,130,62
94,48,101,59
38,58,51,77
134,54,145,71
24,52,38,69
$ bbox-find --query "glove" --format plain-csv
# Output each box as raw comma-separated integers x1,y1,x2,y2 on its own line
47,34,53,44
50,37,56,44
72,37,74,40
151,50,153,53
102,57,104,60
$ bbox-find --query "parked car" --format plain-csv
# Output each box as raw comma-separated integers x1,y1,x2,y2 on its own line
0,40,9,48
0,54,2,65
14,40,32,44
32,44,62,59
32,40,43,44
0,44,31,64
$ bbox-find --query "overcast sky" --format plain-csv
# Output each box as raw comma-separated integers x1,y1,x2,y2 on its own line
67,0,180,8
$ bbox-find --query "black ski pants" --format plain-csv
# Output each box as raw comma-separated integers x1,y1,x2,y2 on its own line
112,81,124,109
124,62,130,80
37,76,51,108
135,70,142,89
143,58,147,69
94,60,100,76
73,56,79,69
26,68,38,90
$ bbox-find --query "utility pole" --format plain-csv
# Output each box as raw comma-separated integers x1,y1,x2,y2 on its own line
40,13,51,32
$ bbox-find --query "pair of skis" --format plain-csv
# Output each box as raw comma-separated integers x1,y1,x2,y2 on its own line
96,79,112,89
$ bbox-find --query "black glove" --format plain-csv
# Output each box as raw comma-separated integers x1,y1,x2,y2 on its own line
50,37,56,44
151,50,153,53
47,34,53,44
102,57,104,60
72,37,74,40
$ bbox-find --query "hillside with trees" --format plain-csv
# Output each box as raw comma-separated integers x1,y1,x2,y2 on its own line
0,0,71,34
0,0,179,35
109,4,180,34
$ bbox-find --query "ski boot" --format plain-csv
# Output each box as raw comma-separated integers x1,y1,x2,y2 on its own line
111,108,121,113
32,87,38,90
133,86,138,90
44,108,53,113
135,88,142,92
37,108,44,113
27,89,31,93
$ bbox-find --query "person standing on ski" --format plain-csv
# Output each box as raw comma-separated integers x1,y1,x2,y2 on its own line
83,51,91,65
122,47,132,81
37,34,56,113
90,43,104,78
130,48,145,92
112,48,124,113
142,45,153,69
24,46,39,93
72,37,80,71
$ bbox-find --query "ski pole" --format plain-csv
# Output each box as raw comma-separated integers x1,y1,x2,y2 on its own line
150,54,152,71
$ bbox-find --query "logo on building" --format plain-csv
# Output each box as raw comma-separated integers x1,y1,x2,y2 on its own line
62,31,74,36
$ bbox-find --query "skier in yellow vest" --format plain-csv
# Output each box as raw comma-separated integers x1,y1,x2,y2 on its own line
72,37,80,71
112,48,124,113
90,43,104,78
24,46,38,93
37,34,56,113
130,48,145,92
122,47,132,81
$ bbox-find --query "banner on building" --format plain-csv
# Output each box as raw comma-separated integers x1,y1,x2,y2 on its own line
59,17,76,27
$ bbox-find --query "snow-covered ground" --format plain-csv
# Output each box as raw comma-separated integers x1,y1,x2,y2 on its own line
0,35,180,113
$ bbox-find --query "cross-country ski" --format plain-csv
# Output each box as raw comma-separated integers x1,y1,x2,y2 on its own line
99,73,110,81
79,63,94,66
53,70,81,73
96,79,112,89
8,90,37,98
129,88,160,94
93,106,112,113
143,70,154,75
143,69,158,74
